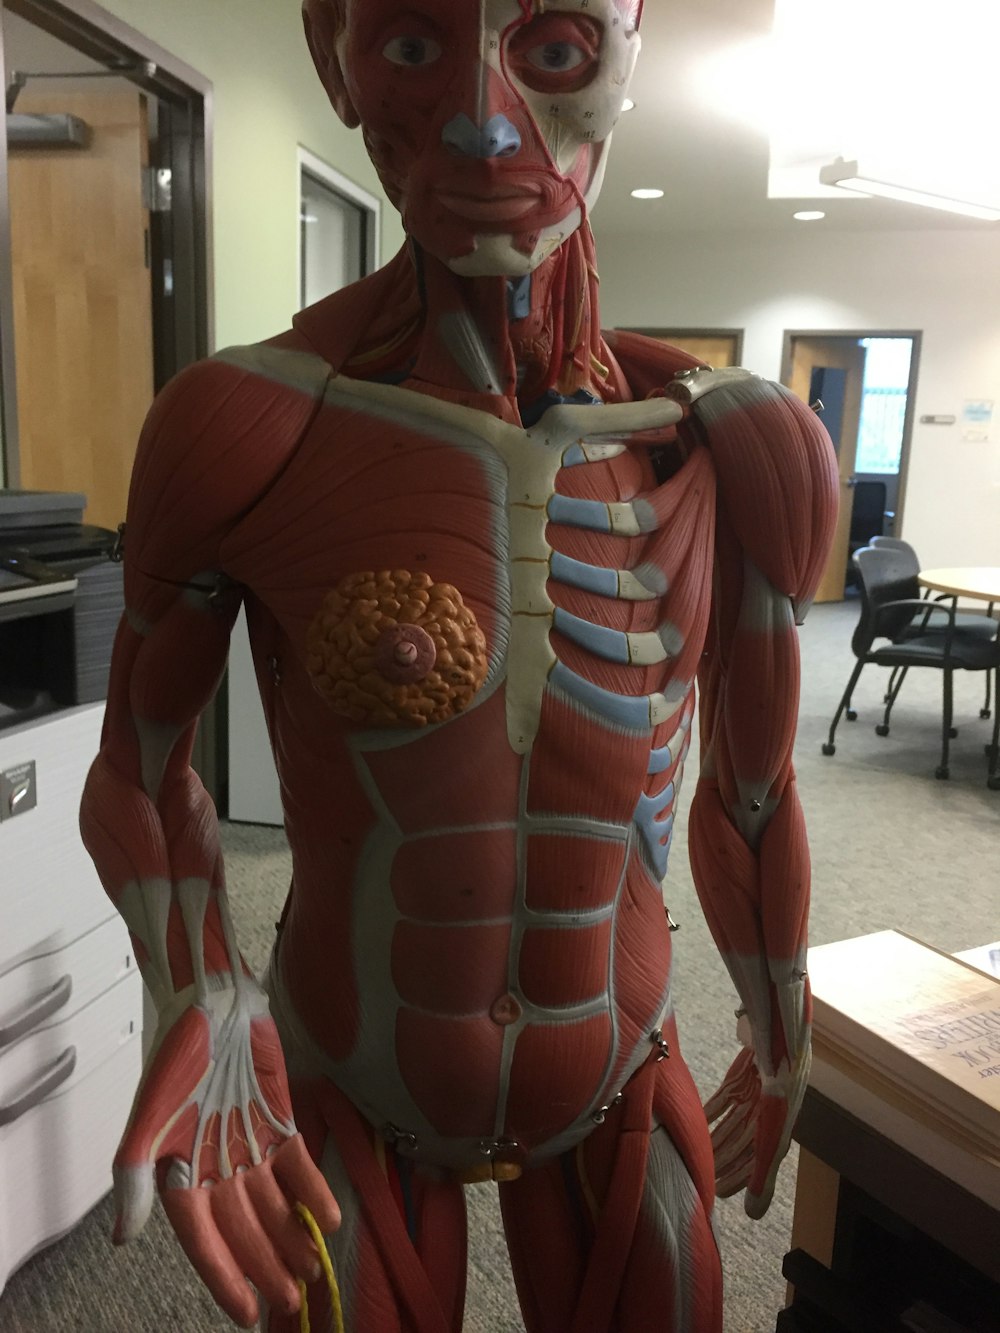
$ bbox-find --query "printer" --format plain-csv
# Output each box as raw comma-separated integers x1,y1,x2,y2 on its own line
0,490,123,729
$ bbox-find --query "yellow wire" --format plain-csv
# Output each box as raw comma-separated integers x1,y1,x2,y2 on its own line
295,1202,345,1333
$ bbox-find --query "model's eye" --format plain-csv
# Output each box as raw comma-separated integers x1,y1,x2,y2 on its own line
383,35,442,67
507,16,602,93
527,42,586,72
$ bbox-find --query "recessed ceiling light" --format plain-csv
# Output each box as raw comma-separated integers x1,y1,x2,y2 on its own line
621,98,636,111
631,188,664,200
793,210,826,221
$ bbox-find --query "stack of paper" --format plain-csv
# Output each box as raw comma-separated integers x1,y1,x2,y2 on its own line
807,930,1000,1204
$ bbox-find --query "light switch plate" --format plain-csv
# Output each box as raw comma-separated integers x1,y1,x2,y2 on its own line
0,760,37,821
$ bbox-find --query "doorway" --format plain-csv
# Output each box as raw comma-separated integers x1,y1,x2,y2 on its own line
782,330,920,603
0,1,211,509
0,0,214,772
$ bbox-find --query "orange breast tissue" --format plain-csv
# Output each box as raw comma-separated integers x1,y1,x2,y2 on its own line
305,568,488,726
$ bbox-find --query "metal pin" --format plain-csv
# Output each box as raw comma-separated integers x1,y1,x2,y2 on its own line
592,1091,625,1125
749,799,761,813
650,1028,671,1060
665,908,680,931
810,399,824,413
478,1136,518,1159
383,1123,418,1152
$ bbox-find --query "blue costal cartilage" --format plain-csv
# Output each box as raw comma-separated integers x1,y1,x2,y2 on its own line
553,607,630,664
547,493,612,533
634,786,676,880
550,662,658,733
647,743,673,775
550,551,620,599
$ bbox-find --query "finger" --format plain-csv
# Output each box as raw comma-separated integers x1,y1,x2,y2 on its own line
716,1144,755,1197
162,1187,259,1328
708,1093,753,1145
704,1050,756,1120
244,1161,325,1283
270,1135,341,1233
111,1009,210,1241
746,1094,795,1201
711,1107,755,1163
211,1173,301,1318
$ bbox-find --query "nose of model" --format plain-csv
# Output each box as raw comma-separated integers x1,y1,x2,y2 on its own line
441,112,521,159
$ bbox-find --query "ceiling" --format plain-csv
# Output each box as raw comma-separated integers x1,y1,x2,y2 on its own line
5,2,998,239
595,0,1000,237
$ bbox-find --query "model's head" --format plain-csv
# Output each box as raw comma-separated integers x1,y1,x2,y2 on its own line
303,0,642,277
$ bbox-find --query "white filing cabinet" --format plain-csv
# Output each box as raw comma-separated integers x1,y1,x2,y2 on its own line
0,703,142,1293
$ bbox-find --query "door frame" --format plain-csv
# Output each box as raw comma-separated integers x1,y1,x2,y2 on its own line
780,328,922,537
0,0,214,485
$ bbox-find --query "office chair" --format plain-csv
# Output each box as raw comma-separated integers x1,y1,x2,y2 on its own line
822,545,1000,780
872,536,997,719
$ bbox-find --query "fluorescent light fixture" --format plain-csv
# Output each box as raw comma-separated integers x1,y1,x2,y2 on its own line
819,158,1000,222
631,188,664,200
621,98,635,112
793,210,826,221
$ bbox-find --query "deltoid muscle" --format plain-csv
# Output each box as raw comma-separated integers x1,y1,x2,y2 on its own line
79,2,839,1331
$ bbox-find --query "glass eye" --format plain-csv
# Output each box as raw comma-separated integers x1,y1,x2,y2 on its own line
527,42,586,72
383,35,443,67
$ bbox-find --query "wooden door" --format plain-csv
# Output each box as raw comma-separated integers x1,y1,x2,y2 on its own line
663,334,739,368
636,331,740,368
786,336,867,603
8,89,154,534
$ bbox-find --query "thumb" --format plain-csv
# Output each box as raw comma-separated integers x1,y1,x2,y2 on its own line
110,1005,211,1242
112,1158,157,1244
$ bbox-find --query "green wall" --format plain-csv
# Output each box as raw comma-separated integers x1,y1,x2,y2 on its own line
99,0,405,349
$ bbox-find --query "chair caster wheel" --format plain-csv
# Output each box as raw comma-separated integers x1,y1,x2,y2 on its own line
935,766,950,780
846,709,858,722
981,709,992,720
949,727,958,738
821,743,836,756
875,724,890,737
988,775,1000,791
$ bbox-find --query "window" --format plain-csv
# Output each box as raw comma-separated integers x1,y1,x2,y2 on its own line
855,337,913,474
298,148,379,309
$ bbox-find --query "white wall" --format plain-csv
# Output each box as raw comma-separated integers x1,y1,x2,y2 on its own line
98,0,405,348
593,225,1000,569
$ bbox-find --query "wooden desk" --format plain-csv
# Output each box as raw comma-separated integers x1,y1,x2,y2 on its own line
782,1088,1000,1332
918,566,1000,605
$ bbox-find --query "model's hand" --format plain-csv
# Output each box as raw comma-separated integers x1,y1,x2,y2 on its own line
111,985,340,1327
703,1027,811,1219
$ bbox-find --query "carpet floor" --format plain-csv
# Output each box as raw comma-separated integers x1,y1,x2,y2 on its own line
3,598,997,1332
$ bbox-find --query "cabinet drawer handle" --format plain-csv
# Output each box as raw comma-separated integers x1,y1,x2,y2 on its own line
0,974,73,1052
0,1046,77,1126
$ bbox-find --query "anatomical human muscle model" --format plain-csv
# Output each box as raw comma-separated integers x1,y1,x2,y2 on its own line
80,1,839,1330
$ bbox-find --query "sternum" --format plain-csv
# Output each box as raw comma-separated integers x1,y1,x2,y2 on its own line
500,438,563,757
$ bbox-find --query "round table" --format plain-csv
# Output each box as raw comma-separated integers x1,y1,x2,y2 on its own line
919,568,1000,788
918,567,1000,603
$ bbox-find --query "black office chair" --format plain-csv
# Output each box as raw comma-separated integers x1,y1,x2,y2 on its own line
822,545,1000,780
871,536,997,719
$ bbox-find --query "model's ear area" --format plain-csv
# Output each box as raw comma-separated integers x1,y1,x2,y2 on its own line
302,0,361,129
